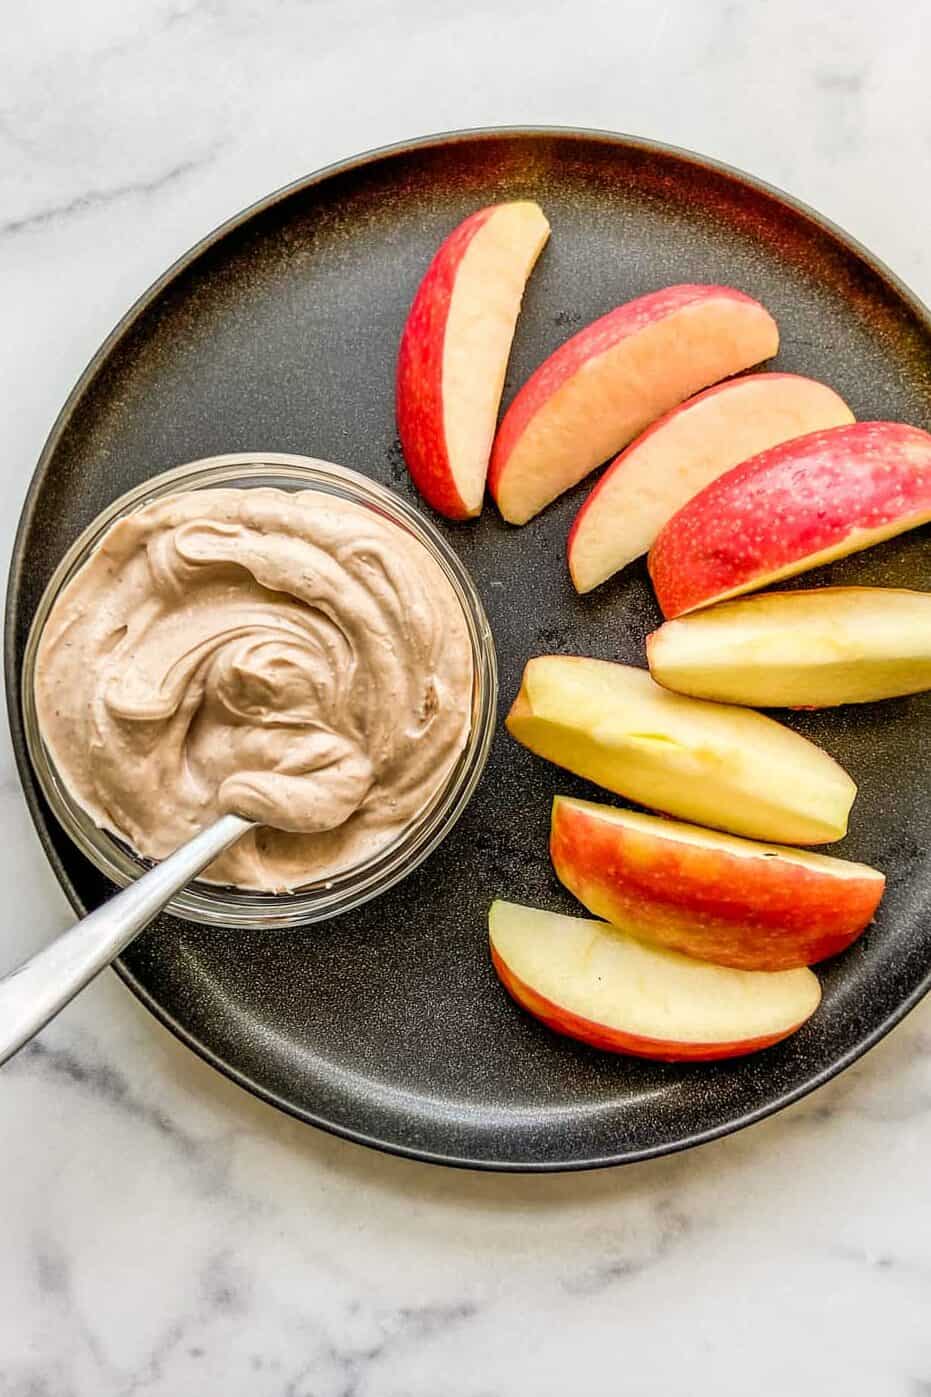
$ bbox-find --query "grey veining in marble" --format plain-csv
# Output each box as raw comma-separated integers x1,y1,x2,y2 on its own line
2,1,931,1393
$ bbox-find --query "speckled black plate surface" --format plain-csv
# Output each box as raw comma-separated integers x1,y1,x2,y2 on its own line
7,129,931,1170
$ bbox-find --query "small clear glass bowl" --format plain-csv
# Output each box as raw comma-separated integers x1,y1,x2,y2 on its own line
21,453,498,929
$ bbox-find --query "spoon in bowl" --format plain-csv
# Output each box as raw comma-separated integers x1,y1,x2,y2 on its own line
0,813,253,1066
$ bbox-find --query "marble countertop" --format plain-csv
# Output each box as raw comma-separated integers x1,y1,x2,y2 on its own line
2,2,930,1392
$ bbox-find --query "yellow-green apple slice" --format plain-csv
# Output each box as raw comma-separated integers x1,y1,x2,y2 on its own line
550,797,884,971
489,900,821,1061
487,284,778,525
649,421,931,618
567,373,853,593
648,587,931,707
396,201,550,519
506,657,855,844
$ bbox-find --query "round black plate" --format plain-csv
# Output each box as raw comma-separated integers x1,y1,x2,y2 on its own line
7,129,931,1171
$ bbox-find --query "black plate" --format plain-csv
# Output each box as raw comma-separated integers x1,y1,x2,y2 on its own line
7,129,931,1171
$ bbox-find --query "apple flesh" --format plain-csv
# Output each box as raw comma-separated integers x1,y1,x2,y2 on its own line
506,656,855,844
568,373,853,594
396,201,550,519
550,796,884,971
489,900,821,1061
648,587,931,708
649,421,931,618
488,284,779,525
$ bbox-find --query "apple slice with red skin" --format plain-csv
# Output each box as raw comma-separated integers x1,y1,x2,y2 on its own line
648,586,931,708
489,900,821,1061
396,201,550,520
567,373,853,594
550,796,884,971
649,421,931,618
487,283,778,525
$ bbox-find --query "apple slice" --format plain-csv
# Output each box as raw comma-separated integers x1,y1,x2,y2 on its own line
567,373,853,593
550,797,884,971
487,284,778,525
489,900,821,1061
649,421,931,618
648,587,931,708
506,657,855,844
396,201,550,519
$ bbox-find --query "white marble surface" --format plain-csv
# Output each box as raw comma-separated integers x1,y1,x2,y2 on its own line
2,2,931,1392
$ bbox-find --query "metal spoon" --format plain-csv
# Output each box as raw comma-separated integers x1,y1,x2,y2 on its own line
0,814,253,1066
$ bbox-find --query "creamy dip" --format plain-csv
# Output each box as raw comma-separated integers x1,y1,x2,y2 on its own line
34,487,474,891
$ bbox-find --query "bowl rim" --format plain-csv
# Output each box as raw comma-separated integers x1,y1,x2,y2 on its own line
20,451,498,928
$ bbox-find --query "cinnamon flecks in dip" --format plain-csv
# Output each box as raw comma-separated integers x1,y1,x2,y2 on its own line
34,487,473,891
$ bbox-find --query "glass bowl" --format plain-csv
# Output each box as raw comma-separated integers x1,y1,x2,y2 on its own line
21,453,498,929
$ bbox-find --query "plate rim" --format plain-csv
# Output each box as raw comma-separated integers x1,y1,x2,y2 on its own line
7,124,931,1172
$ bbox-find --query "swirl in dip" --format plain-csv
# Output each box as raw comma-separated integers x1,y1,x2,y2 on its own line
34,487,474,891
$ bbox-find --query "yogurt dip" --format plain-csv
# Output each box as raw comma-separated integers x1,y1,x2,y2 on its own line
34,486,474,891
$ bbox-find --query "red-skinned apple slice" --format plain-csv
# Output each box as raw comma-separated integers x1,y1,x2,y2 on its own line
489,900,821,1061
568,373,853,593
396,201,550,519
506,656,855,845
648,587,931,707
488,284,779,525
550,797,884,971
649,421,931,618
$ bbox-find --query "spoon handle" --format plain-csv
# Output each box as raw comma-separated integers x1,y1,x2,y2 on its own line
0,814,252,1067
